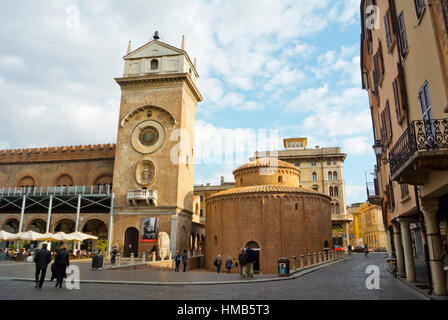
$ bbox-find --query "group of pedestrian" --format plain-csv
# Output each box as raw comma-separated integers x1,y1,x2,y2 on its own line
174,250,189,272
213,246,257,278
33,243,70,289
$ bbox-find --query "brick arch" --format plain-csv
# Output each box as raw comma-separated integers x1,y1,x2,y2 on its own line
79,215,109,231
51,216,76,232
16,174,38,188
24,216,47,232
0,216,21,232
93,173,113,186
54,172,75,186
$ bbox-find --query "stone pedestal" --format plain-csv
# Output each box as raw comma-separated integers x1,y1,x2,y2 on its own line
307,253,312,266
397,218,416,282
318,252,322,263
292,256,296,270
300,255,305,269
313,253,317,265
421,198,447,295
151,252,156,262
117,254,121,265
392,222,406,276
142,252,146,263
130,253,134,264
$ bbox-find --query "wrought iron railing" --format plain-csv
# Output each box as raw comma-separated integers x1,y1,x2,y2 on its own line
0,185,112,197
366,180,379,198
389,119,448,176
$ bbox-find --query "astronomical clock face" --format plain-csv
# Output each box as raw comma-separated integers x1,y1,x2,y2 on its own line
139,126,159,146
131,120,165,154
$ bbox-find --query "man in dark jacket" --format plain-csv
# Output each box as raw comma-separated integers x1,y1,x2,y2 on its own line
34,243,52,288
245,246,257,278
238,248,248,278
54,246,70,288
182,250,188,272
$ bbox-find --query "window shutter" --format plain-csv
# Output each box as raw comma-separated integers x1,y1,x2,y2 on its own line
414,0,425,18
398,12,409,57
384,12,391,51
385,101,393,140
392,79,401,119
381,111,387,144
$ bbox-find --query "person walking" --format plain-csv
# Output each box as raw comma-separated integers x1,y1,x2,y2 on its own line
364,244,369,257
174,251,182,272
214,254,222,273
245,246,256,278
238,248,248,278
54,246,69,288
34,243,52,289
348,244,352,255
225,257,233,273
111,246,118,264
182,250,188,272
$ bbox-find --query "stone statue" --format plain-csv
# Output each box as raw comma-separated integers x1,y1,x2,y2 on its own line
136,160,155,186
158,231,170,260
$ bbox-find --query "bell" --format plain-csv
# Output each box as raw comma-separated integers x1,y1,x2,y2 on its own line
153,31,160,40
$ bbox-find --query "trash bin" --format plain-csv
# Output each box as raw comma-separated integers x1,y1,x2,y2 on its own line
278,258,290,276
92,254,104,269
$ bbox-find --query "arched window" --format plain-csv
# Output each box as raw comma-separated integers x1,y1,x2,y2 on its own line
17,176,36,188
295,203,298,211
335,203,340,214
312,172,317,182
56,174,74,187
329,186,334,197
333,171,338,180
278,176,283,183
334,187,339,197
328,172,333,180
150,59,159,70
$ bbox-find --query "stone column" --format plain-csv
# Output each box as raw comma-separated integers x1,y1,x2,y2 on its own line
392,222,406,276
421,198,447,295
313,253,317,265
318,252,322,264
397,218,416,282
142,252,146,262
300,255,304,269
307,253,312,266
151,252,156,262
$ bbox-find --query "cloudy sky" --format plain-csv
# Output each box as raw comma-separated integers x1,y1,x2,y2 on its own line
0,0,375,205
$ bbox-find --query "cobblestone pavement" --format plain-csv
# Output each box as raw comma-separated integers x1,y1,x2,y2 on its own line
0,253,425,300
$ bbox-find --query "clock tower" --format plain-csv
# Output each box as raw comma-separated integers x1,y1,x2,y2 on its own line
111,32,202,256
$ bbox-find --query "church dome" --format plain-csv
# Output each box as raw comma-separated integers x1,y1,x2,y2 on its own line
233,157,301,188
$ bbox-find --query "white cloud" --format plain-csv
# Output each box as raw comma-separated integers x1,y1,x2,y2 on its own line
0,55,25,69
343,136,372,155
345,184,367,205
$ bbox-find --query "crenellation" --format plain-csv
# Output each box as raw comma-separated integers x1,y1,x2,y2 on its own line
0,143,116,164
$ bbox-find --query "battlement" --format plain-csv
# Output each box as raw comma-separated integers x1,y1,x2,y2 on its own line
0,143,116,164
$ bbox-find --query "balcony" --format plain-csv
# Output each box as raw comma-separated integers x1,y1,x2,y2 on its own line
389,119,448,185
127,190,157,206
366,179,382,206
331,214,353,224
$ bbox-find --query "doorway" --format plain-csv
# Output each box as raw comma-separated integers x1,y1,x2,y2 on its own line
246,241,261,274
124,227,139,258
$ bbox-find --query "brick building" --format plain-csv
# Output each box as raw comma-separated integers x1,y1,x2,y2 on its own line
0,33,205,257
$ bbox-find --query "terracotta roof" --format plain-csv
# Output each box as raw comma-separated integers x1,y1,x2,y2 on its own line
208,184,328,199
233,157,298,173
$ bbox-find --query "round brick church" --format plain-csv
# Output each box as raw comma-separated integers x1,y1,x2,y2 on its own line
205,158,332,274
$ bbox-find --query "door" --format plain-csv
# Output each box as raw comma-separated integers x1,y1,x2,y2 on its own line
124,227,139,258
246,241,261,274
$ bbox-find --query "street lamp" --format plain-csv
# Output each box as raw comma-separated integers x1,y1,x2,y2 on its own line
372,140,390,164
372,140,383,156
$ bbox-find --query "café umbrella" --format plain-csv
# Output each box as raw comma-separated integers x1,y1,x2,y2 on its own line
15,231,45,241
66,231,98,241
0,230,15,241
